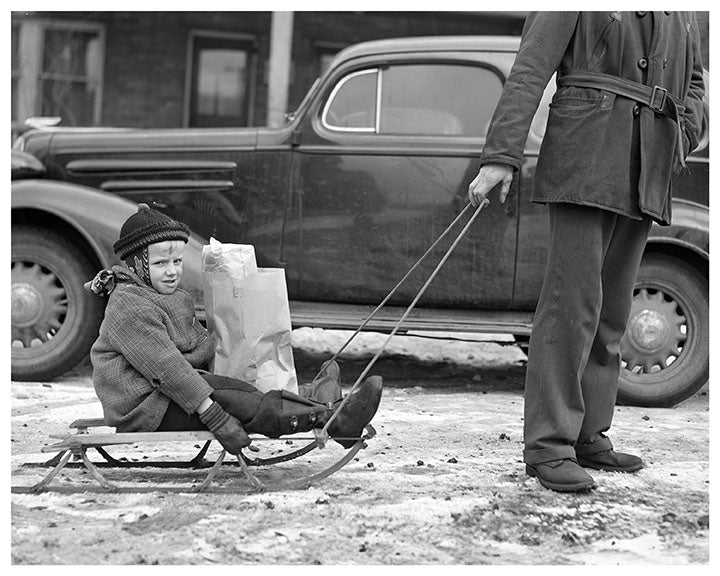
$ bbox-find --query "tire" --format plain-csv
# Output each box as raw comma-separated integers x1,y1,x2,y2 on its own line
617,253,709,408
11,226,104,381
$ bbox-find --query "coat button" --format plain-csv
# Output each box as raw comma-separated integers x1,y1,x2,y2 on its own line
633,105,640,116
637,11,647,17
638,58,648,69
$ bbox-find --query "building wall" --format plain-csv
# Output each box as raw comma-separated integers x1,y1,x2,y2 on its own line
12,11,526,130
98,11,273,127
11,11,709,132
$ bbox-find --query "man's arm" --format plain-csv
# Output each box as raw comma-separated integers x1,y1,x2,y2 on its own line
469,12,578,206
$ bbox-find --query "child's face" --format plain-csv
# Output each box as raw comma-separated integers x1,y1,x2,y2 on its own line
147,240,185,294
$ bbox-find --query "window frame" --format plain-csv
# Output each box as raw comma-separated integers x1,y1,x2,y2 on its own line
12,18,105,127
183,30,258,128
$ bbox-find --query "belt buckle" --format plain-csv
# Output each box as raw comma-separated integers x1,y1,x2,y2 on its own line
649,85,668,113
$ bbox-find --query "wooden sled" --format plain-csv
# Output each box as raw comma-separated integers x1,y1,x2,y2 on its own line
25,418,375,493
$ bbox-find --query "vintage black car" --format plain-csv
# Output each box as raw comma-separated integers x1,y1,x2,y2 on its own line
11,36,709,407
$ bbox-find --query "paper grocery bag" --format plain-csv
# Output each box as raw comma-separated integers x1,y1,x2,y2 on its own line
201,238,298,394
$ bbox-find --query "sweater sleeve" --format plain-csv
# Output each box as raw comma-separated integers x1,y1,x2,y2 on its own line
104,291,214,414
479,12,579,169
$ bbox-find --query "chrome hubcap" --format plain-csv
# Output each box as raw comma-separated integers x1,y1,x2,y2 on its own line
11,261,68,348
626,309,670,353
621,287,686,374
11,282,44,326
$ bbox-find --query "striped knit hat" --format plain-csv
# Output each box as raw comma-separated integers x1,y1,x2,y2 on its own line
113,203,190,259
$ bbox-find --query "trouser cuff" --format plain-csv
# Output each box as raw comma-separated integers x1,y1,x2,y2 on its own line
575,435,613,457
523,445,577,466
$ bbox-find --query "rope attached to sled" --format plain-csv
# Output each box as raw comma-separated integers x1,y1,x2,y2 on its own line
318,200,489,437
316,201,476,369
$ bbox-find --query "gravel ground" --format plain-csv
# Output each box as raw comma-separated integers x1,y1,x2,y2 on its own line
9,329,710,565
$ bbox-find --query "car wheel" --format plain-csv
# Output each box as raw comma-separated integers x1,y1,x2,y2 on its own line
618,253,708,407
11,226,104,381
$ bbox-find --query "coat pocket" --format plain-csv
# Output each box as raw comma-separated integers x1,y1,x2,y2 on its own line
548,87,615,118
535,89,619,198
541,89,616,156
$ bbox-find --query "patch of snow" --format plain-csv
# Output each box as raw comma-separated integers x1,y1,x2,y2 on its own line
291,327,526,367
575,532,691,564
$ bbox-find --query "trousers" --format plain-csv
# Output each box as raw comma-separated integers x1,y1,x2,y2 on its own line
158,373,316,438
523,203,652,465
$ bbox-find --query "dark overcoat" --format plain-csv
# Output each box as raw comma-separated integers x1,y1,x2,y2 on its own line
480,11,705,225
91,266,217,432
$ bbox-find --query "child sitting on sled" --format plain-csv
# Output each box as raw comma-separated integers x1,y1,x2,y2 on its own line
86,203,382,455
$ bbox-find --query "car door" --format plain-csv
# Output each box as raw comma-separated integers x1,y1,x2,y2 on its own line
285,53,518,310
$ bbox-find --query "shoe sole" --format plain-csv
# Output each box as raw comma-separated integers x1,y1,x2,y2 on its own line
526,465,596,493
576,458,644,473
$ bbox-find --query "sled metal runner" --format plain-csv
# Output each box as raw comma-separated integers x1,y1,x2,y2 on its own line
26,418,375,493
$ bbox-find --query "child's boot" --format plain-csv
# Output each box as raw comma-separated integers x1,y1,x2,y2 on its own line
287,376,383,448
244,376,383,448
323,376,383,448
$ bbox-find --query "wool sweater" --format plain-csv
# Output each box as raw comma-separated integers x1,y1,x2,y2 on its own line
90,266,217,432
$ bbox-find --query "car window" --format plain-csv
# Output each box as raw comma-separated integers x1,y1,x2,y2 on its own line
323,63,503,137
322,69,377,132
380,64,501,136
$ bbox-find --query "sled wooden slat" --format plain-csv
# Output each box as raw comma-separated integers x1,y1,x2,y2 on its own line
41,430,217,452
70,417,108,429
27,418,375,493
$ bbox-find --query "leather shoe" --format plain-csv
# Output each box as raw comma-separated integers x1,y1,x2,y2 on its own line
576,450,643,473
526,458,596,492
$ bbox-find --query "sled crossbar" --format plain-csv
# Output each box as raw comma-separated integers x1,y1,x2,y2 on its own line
25,418,374,493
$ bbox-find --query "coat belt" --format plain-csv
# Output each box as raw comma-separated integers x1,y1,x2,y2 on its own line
558,68,687,167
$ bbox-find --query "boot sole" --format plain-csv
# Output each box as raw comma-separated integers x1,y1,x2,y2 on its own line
526,465,596,493
576,457,644,473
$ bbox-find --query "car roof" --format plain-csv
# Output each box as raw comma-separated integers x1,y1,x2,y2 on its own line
334,35,521,63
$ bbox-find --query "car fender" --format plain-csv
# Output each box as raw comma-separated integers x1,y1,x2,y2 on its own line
12,179,137,268
646,199,709,261
11,179,208,304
